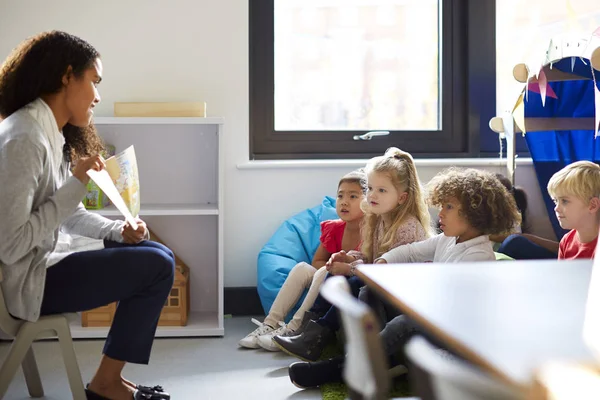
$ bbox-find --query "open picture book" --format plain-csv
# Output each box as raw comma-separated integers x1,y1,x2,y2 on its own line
86,145,140,230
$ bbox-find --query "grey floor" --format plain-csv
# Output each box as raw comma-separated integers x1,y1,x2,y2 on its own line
0,317,322,400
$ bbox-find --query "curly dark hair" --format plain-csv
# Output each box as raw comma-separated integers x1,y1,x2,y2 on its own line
0,30,104,162
494,173,530,233
427,168,521,235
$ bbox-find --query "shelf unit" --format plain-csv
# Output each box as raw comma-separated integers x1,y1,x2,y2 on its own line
76,116,224,337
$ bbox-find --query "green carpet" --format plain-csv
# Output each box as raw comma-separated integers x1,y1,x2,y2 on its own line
319,342,414,399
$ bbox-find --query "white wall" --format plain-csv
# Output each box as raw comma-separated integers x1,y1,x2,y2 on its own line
0,0,556,287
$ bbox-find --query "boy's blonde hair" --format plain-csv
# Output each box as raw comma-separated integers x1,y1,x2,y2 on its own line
547,161,600,202
427,168,521,235
360,147,433,262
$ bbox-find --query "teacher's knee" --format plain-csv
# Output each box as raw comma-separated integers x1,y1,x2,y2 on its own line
150,249,176,288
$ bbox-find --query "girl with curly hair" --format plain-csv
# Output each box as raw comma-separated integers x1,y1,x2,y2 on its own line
273,147,433,361
286,168,522,389
0,31,172,400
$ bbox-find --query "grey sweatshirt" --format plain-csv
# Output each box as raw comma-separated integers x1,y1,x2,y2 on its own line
0,99,123,321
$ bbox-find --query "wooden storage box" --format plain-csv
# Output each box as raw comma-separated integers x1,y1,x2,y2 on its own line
81,230,190,327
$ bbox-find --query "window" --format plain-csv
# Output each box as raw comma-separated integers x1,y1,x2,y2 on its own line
250,0,493,160
495,0,600,154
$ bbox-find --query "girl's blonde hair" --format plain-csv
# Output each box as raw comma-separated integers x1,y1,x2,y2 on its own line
360,147,433,262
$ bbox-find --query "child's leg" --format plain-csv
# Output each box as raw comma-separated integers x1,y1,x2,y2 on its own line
287,266,329,331
264,262,316,328
379,315,420,358
317,276,364,332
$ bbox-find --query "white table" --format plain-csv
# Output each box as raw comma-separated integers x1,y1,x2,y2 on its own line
357,259,598,392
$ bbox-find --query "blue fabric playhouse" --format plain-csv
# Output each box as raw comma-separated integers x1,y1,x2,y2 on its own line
521,55,600,239
257,196,338,315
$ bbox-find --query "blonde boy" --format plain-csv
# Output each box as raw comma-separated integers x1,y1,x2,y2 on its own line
547,161,600,260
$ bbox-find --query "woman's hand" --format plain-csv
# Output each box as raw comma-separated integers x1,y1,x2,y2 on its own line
375,258,387,264
121,217,147,244
72,155,106,185
327,261,351,276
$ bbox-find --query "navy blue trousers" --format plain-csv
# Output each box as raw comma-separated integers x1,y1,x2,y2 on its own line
41,240,175,364
312,275,364,331
497,234,557,260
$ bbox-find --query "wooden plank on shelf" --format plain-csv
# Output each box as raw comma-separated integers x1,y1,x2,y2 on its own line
513,63,591,84
69,312,223,338
489,117,596,134
114,102,207,117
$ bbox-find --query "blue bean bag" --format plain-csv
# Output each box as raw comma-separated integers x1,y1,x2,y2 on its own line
257,196,338,315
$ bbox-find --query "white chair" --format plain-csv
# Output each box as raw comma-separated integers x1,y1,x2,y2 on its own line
0,269,86,399
404,335,523,400
320,276,418,400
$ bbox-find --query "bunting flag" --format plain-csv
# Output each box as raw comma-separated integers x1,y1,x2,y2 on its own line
528,80,558,99
539,69,548,106
502,111,516,179
512,93,526,135
572,56,576,71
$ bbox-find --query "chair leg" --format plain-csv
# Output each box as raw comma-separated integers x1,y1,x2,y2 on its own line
55,320,86,400
0,330,36,398
22,346,44,397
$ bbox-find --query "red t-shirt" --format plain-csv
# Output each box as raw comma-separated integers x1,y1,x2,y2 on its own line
558,229,597,260
320,219,360,253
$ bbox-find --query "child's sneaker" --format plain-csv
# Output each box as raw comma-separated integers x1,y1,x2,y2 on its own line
257,322,294,351
238,318,275,349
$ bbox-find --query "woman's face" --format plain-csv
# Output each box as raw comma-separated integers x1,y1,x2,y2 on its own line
64,57,102,127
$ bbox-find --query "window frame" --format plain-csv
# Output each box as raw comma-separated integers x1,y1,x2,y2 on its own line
250,0,501,160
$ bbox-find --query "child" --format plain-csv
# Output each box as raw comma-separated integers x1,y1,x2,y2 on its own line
239,169,367,349
273,147,433,361
286,167,521,388
493,174,559,259
547,161,600,259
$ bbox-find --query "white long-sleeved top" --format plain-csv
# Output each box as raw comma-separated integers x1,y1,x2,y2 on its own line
378,233,495,264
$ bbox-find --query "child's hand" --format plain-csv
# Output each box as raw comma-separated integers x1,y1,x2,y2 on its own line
328,250,354,265
327,261,351,276
121,217,147,244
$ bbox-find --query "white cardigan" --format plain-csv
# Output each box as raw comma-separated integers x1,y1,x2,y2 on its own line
378,233,495,264
0,99,124,321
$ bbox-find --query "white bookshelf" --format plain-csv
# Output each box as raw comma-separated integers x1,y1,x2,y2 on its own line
68,312,222,338
74,117,225,338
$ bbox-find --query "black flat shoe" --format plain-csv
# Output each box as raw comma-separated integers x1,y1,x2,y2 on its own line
85,384,170,400
136,385,170,400
85,388,111,400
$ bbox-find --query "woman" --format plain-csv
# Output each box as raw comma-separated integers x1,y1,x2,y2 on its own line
0,31,173,400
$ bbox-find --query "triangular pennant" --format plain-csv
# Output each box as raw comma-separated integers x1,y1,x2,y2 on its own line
593,26,600,37
572,56,576,71
595,85,600,137
513,94,526,135
513,93,524,113
539,69,548,106
528,80,558,99
502,111,516,179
